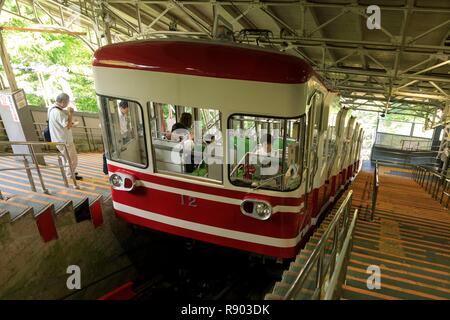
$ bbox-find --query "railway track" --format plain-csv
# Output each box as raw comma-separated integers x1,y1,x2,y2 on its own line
67,190,348,300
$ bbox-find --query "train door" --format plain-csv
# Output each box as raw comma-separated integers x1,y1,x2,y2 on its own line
331,108,349,194
343,117,356,182
304,90,323,224
99,96,148,168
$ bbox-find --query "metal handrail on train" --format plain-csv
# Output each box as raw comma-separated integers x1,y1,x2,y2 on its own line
284,191,358,300
370,161,379,221
0,141,79,194
413,165,450,209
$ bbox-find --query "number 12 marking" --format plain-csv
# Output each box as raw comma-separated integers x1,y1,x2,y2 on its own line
180,195,197,207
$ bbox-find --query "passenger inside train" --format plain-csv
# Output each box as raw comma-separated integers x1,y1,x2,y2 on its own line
99,96,147,167
229,115,304,191
149,102,223,181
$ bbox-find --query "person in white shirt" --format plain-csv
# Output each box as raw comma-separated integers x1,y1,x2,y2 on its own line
170,112,196,173
118,100,130,141
254,133,280,176
48,93,82,180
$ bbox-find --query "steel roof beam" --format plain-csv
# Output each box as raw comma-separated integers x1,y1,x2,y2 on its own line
104,1,450,14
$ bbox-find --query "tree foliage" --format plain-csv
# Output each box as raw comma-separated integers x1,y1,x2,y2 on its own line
0,3,97,112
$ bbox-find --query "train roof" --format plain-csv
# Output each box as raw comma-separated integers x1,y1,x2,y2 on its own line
93,39,313,84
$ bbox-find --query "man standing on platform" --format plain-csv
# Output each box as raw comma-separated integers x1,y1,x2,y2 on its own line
48,93,83,181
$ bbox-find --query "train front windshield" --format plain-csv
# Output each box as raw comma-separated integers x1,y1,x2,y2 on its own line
228,115,306,191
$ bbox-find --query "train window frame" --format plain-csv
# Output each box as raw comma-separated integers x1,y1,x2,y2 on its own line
98,95,149,169
147,101,224,184
227,113,306,192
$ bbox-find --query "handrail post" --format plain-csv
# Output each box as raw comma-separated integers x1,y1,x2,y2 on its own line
371,162,379,221
57,155,69,188
316,250,324,299
23,155,36,192
63,144,79,189
28,144,49,194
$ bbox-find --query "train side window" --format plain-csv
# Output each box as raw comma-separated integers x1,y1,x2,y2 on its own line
228,114,305,192
148,101,223,182
99,96,147,167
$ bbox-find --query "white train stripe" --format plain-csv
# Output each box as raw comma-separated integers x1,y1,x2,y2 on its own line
138,180,304,214
114,201,308,248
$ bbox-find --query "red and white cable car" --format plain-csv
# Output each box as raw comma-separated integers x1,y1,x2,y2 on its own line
93,39,363,258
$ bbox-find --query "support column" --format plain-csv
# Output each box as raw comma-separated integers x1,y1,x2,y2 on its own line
0,32,18,92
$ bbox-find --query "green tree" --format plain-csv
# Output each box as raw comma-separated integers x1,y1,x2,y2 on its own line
0,4,97,112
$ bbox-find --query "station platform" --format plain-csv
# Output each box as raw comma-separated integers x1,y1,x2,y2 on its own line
342,164,450,300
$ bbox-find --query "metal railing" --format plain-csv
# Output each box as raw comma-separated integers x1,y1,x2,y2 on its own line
375,132,432,151
400,139,432,151
284,191,359,300
371,161,379,221
413,166,450,209
34,121,103,152
0,141,79,194
371,145,439,167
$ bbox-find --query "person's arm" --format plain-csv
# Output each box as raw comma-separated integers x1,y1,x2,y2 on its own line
67,107,74,129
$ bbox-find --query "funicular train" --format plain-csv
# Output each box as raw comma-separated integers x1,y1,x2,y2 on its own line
93,39,364,259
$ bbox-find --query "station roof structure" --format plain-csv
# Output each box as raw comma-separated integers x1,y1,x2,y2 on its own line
1,0,449,122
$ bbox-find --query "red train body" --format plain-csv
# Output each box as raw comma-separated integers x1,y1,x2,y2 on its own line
93,39,363,258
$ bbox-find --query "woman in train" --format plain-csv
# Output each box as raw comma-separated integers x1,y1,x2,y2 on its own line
170,112,196,173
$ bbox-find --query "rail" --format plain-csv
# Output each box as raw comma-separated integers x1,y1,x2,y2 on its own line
370,161,379,221
400,139,432,151
284,191,358,300
0,141,79,193
371,146,438,167
413,165,450,209
34,121,103,152
375,132,432,151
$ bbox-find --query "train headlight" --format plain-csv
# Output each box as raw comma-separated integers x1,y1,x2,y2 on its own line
240,199,272,220
109,172,136,191
110,174,123,188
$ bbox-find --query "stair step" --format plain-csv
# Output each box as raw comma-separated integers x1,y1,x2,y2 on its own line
5,191,73,214
7,195,54,217
52,190,87,208
264,293,284,300
0,199,34,222
18,192,72,215
57,189,103,206
54,190,91,223
271,281,290,297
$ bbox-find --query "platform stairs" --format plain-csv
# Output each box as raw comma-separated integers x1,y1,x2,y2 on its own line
0,141,109,244
0,142,139,300
266,161,450,300
341,164,450,300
